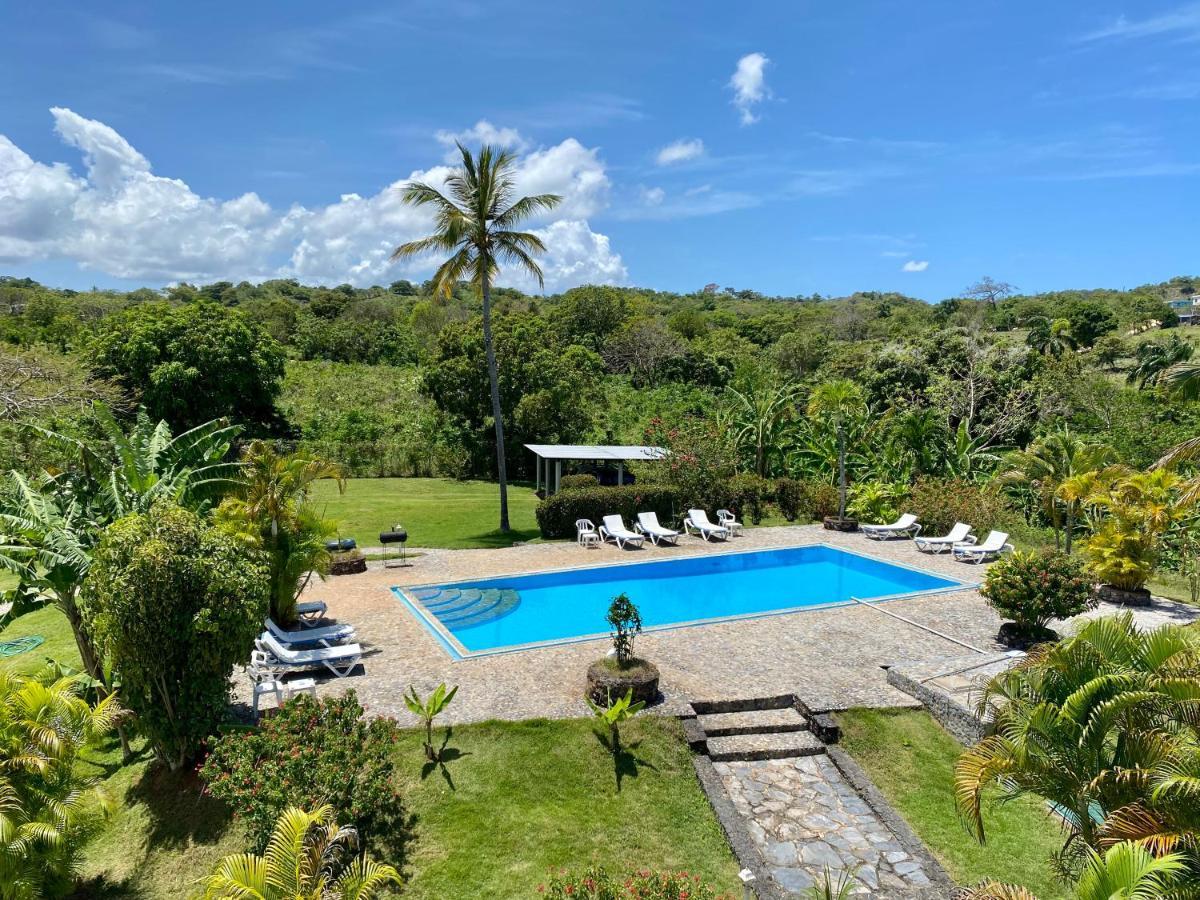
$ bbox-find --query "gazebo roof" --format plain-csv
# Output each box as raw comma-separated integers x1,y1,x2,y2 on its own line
524,444,665,461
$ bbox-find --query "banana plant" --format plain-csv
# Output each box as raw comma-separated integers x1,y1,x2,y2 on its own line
587,688,646,756
403,682,458,762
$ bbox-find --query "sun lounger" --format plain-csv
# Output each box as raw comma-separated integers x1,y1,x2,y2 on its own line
635,511,680,546
599,514,645,549
953,531,1013,564
257,632,363,678
915,522,974,554
264,617,355,648
684,509,729,541
295,600,327,626
716,509,744,536
861,513,921,540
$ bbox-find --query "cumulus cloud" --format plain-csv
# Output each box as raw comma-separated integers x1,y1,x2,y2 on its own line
0,108,626,290
902,260,929,272
729,52,770,124
655,138,705,165
434,119,529,159
639,186,666,206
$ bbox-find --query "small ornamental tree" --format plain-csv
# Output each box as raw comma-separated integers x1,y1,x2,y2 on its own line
606,593,643,664
81,502,268,771
980,550,1096,642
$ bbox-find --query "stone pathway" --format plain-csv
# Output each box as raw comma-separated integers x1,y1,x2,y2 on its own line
715,755,933,896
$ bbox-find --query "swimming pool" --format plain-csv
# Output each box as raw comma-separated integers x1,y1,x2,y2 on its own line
393,543,967,659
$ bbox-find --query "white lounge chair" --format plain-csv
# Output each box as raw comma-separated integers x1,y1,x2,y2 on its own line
296,600,327,626
599,514,645,549
257,632,363,678
684,509,729,541
576,518,601,548
861,513,922,540
716,509,744,536
265,617,355,647
953,531,1013,564
915,522,975,554
635,511,680,546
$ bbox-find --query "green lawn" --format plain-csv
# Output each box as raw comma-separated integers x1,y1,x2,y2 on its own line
310,477,542,549
0,603,80,676
837,708,1068,898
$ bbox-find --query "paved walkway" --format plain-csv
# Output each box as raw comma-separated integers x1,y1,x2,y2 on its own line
717,755,933,896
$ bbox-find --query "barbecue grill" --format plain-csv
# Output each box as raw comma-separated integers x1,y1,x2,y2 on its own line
379,524,409,567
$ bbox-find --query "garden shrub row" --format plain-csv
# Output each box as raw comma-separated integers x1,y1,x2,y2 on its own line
536,485,688,538
906,476,1013,536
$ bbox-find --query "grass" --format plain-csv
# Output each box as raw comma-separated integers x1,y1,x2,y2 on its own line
0,603,81,676
837,708,1068,898
310,477,542,549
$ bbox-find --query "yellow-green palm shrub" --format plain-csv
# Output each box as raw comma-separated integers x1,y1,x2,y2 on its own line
0,669,125,899
201,805,400,900
961,842,1186,899
1081,469,1186,592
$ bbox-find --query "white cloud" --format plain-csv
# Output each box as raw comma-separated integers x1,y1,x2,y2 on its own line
639,186,666,206
902,260,929,272
0,108,626,291
434,119,529,159
1077,4,1200,42
729,52,770,124
655,138,705,166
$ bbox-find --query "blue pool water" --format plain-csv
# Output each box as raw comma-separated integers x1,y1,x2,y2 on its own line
395,544,964,658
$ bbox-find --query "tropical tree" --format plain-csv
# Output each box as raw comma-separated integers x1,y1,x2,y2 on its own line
1126,335,1194,390
955,614,1200,873
1026,317,1078,359
727,380,801,478
1080,468,1187,592
1000,428,1117,552
888,407,950,478
806,380,867,519
0,669,125,898
960,842,1186,900
391,142,562,532
201,805,401,900
216,440,344,624
943,422,1002,482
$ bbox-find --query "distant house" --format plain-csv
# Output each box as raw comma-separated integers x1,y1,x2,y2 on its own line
1168,297,1200,324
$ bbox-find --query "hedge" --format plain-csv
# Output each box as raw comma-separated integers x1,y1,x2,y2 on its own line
559,473,600,490
907,476,1012,537
536,484,687,539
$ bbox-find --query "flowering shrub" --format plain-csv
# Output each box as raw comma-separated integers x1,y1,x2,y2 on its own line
980,550,1096,636
907,476,1012,537
643,416,738,511
200,691,405,852
539,866,730,899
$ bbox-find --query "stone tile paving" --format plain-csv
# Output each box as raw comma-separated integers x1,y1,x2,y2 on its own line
716,754,932,896
234,525,1197,725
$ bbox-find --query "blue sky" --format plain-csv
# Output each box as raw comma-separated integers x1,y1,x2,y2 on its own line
1,1,1198,299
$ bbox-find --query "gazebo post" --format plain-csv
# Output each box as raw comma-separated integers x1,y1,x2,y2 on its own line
617,461,624,486
534,453,540,493
555,460,562,495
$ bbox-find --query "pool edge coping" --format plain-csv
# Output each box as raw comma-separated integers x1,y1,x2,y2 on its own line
391,539,980,661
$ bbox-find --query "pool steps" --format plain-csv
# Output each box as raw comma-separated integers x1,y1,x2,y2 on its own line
687,696,830,762
415,587,522,629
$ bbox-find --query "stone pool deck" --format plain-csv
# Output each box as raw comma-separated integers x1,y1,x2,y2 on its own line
235,524,1199,725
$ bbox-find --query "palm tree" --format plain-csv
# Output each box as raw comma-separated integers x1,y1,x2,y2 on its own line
1026,316,1078,359
806,380,867,520
0,669,125,898
960,842,1186,900
999,428,1116,551
1126,336,1193,390
392,143,562,532
888,407,949,478
727,381,801,478
202,805,400,900
216,441,344,624
955,615,1200,867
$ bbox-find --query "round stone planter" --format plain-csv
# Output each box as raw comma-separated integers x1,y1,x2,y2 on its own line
1096,584,1152,607
586,658,660,707
997,621,1059,650
330,555,367,576
822,516,859,532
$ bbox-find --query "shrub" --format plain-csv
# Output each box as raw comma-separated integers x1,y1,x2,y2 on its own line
559,473,600,490
725,473,773,524
907,476,1012,537
540,866,728,899
804,481,841,520
536,484,686,539
81,502,268,771
980,550,1096,636
200,691,406,853
774,477,805,521
847,481,908,524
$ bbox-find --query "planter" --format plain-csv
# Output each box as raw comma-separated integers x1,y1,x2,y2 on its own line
586,658,660,707
1096,584,1152,607
330,554,367,576
823,516,859,532
998,621,1059,650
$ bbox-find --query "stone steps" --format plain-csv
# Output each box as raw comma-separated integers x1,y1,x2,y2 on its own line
706,730,825,762
698,707,810,737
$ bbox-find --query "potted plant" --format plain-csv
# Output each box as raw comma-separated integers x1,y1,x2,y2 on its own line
980,550,1096,648
585,594,660,706
329,548,367,576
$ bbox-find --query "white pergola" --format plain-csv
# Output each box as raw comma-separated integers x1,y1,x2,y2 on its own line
525,444,666,495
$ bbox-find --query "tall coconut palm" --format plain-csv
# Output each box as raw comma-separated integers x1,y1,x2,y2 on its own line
727,381,801,478
806,380,867,519
392,143,562,532
0,669,125,898
202,805,400,900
